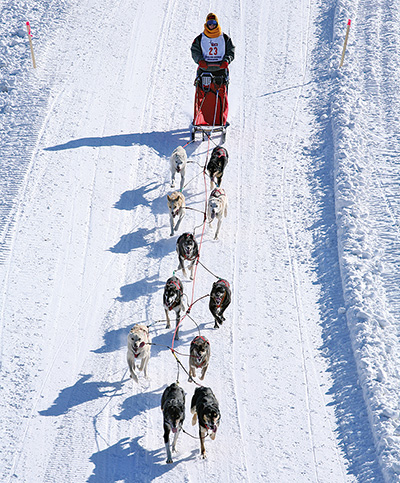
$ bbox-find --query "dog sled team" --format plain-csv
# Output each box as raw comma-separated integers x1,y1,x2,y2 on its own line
126,12,235,464
127,136,232,461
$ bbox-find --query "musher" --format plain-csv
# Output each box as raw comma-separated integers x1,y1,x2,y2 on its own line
191,13,235,78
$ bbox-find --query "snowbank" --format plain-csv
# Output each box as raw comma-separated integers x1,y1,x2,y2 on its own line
332,1,400,480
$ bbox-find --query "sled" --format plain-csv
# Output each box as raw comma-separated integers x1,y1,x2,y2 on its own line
190,71,229,143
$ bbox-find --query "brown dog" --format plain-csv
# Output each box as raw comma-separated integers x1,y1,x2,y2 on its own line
167,191,186,237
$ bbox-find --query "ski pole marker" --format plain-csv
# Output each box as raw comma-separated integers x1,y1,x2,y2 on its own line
26,21,36,68
339,19,351,68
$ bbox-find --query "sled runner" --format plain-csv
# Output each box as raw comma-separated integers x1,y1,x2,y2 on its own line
190,71,229,143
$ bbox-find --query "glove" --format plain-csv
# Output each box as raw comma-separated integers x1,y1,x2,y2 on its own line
199,60,208,69
220,61,229,69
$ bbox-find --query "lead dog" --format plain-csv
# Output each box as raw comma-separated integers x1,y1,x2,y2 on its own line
170,146,187,191
191,386,220,458
176,232,199,280
189,335,210,381
163,276,184,340
127,324,151,382
206,146,228,189
167,191,186,236
161,383,185,464
207,188,228,240
209,279,231,328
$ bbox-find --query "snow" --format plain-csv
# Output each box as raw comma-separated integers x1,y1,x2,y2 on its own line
1,0,400,481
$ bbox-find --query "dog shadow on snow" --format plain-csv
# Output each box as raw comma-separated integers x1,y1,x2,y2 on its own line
44,128,191,159
110,181,179,258
115,275,164,303
38,374,127,417
88,436,197,482
113,181,166,216
114,387,161,422
109,229,174,259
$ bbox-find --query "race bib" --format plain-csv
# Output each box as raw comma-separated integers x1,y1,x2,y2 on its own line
201,34,225,62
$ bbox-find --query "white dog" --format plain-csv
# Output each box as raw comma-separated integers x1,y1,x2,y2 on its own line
127,324,151,382
170,146,187,191
207,188,228,240
167,191,186,236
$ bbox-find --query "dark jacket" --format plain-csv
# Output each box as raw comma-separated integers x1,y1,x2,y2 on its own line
191,33,235,71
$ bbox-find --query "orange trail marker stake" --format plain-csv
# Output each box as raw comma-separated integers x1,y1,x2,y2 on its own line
339,19,351,68
26,21,36,68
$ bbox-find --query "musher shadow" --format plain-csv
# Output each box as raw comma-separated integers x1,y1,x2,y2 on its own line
44,128,192,158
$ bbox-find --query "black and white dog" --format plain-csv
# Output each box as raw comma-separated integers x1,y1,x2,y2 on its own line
176,232,199,280
209,279,231,328
161,383,185,464
163,276,184,340
189,335,210,381
191,386,220,458
206,146,229,189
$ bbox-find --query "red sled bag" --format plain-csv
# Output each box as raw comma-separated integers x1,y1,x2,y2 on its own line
191,71,229,142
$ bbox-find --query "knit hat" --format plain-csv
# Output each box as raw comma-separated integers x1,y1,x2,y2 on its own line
204,13,222,38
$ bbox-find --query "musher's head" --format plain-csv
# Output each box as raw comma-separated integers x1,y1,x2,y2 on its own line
204,13,221,37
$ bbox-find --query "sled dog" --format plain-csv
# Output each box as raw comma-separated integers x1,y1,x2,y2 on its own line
206,146,228,189
170,146,187,191
163,276,184,340
207,188,228,240
167,191,186,236
191,386,220,458
209,279,231,328
127,323,151,382
176,232,199,280
189,335,210,381
161,382,185,464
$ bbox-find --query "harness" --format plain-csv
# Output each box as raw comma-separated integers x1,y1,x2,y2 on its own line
214,148,226,159
211,188,225,198
218,279,230,289
168,278,182,292
192,335,210,344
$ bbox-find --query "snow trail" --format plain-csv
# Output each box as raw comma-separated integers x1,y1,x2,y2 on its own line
0,0,393,481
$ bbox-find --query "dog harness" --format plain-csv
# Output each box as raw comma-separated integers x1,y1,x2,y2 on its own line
214,147,226,158
192,335,210,344
211,188,225,198
218,279,230,289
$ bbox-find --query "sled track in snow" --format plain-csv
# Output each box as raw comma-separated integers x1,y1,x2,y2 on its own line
279,0,322,480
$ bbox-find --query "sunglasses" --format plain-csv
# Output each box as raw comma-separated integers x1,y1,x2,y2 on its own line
207,19,217,27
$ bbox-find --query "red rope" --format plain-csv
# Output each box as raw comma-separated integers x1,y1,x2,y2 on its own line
170,137,211,352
